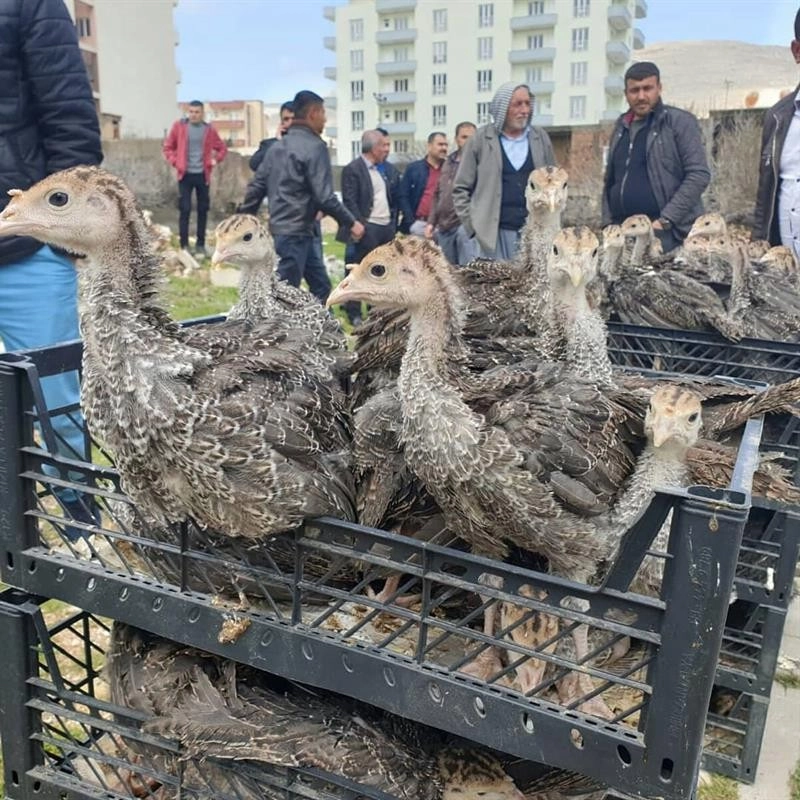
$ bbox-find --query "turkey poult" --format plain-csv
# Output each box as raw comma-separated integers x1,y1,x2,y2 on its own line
0,167,355,538
108,624,526,800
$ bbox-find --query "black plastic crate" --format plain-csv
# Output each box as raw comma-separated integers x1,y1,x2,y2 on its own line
0,589,403,800
0,341,761,800
701,688,771,784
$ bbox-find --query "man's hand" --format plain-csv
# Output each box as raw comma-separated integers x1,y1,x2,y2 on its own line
652,219,663,231
351,220,365,241
424,223,435,240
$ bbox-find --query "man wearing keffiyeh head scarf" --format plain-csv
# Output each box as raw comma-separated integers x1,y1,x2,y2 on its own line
452,82,556,259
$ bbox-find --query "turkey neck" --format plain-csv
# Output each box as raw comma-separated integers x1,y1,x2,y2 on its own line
629,233,651,266
601,245,624,281
230,263,280,320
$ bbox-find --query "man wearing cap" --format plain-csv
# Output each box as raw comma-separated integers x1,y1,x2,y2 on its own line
602,61,710,253
453,82,556,259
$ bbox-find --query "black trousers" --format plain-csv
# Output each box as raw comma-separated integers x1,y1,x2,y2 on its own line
343,221,395,323
178,173,210,248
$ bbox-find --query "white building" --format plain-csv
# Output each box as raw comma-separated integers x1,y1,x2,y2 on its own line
322,0,647,164
64,0,180,140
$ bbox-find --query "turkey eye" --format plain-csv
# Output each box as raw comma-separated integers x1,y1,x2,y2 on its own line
243,232,253,242
591,248,598,258
370,263,386,277
688,412,699,423
48,191,69,207
552,245,559,255
562,182,568,189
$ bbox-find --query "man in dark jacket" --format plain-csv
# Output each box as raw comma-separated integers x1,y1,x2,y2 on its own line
0,0,103,538
397,131,449,234
239,90,364,302
334,129,396,324
602,61,710,252
753,9,800,252
249,101,294,173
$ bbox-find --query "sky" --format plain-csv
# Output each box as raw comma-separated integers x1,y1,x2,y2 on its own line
174,0,797,104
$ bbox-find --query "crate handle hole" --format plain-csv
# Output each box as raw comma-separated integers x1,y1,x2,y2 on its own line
660,758,674,781
570,728,584,749
28,560,37,574
521,713,534,733
342,654,353,673
86,577,96,592
474,697,486,718
11,771,19,786
33,780,41,792
6,552,14,569
617,744,631,765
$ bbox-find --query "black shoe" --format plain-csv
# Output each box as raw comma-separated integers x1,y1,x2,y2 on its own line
62,496,101,542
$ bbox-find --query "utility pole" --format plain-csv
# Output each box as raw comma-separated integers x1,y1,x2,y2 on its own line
723,79,734,109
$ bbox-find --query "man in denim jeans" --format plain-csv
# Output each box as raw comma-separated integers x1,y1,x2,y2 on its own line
239,90,363,302
0,0,103,540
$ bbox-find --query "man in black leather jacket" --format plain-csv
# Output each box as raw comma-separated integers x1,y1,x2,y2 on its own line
239,91,363,303
0,0,103,539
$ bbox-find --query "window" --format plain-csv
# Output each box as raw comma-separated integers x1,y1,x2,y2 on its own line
526,66,543,84
478,36,493,59
350,49,363,70
569,96,586,119
352,110,365,131
351,140,361,159
432,72,447,95
433,8,447,32
570,62,588,86
478,3,494,27
394,47,409,62
433,41,447,63
395,16,409,29
350,18,363,40
528,34,544,49
394,109,408,122
476,102,491,125
351,80,364,101
477,69,492,92
571,28,589,51
394,139,409,154
433,104,447,126
532,96,544,115
573,0,590,17
529,1,544,14
394,78,409,92
76,17,91,37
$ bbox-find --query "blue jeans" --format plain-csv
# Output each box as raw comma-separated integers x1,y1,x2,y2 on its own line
437,224,480,266
274,233,331,303
0,245,86,500
480,228,521,260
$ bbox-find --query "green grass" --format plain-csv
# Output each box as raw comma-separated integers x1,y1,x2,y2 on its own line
322,232,346,262
791,758,800,800
164,273,238,320
698,773,740,800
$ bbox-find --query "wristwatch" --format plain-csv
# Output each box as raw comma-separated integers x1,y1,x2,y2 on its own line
658,217,673,230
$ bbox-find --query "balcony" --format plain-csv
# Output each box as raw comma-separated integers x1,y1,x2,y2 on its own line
531,114,554,127
379,91,417,104
510,13,558,31
326,126,338,139
376,59,417,75
323,5,335,21
509,47,556,64
633,27,646,49
635,0,648,18
607,4,632,31
324,66,337,81
528,81,555,95
375,28,418,44
375,0,416,11
606,40,630,64
381,121,417,135
604,74,625,95
324,95,337,109
324,36,336,50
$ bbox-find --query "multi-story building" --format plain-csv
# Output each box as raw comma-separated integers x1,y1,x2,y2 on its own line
322,0,646,164
64,0,180,140
179,100,267,150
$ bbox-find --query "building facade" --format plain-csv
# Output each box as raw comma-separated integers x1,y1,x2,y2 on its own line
322,0,646,164
179,100,267,150
64,0,180,140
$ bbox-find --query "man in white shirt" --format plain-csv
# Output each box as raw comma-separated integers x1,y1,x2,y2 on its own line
335,129,397,324
754,8,800,260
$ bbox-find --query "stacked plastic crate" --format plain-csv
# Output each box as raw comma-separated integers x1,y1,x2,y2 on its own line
0,329,768,800
607,321,800,783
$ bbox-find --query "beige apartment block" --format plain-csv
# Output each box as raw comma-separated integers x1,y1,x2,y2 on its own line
322,0,646,164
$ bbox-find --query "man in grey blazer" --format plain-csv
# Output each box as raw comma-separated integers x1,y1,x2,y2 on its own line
453,82,555,259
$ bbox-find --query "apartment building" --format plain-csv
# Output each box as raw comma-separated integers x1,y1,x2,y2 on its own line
64,0,181,140
322,0,646,165
179,100,267,150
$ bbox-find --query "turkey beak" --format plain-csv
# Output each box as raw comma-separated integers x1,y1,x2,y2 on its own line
211,248,226,266
0,202,45,237
326,276,353,308
652,420,675,448
568,263,584,288
547,192,558,213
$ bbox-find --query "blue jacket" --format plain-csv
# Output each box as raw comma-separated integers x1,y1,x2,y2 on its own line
0,0,103,265
397,159,433,234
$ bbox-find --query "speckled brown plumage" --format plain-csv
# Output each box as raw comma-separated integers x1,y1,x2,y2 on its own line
0,167,355,539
